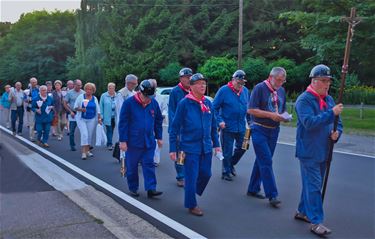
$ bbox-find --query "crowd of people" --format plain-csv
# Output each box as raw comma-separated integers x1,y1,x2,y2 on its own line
0,64,343,237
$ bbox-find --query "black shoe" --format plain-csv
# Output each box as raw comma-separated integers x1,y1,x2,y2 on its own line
147,190,163,198
129,191,140,197
231,166,237,177
247,192,266,199
71,146,76,151
269,197,281,207
221,174,233,181
89,146,93,150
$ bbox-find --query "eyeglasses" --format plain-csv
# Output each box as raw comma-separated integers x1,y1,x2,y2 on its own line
274,77,286,83
316,79,332,84
194,82,207,87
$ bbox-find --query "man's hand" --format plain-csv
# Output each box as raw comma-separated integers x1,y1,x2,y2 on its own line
169,152,177,161
219,122,226,129
36,109,41,114
271,113,284,122
332,103,344,116
157,139,163,148
98,117,102,125
119,142,127,151
330,131,339,141
81,108,86,113
214,147,222,154
70,111,75,118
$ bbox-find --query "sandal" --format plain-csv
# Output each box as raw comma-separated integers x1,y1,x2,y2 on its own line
311,223,332,236
294,211,310,223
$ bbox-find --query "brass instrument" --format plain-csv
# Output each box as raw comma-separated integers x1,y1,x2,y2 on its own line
120,151,126,177
241,128,251,150
176,151,185,165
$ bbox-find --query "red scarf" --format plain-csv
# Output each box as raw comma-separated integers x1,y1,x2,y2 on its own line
178,82,190,93
185,92,210,112
306,85,327,110
134,92,151,108
227,81,242,96
263,77,278,112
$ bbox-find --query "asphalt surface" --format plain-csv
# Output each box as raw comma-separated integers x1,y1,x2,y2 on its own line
1,125,374,239
0,137,117,239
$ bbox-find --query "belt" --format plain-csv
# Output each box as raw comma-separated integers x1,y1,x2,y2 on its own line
253,122,277,129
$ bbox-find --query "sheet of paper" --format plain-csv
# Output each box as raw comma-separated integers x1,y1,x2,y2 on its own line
280,112,293,121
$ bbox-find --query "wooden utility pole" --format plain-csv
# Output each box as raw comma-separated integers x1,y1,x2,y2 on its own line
238,0,243,68
322,7,361,202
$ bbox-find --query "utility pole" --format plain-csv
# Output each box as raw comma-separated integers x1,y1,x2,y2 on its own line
238,0,243,68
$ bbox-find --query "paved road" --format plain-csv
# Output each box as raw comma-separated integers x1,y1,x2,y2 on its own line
0,138,116,239
2,126,374,239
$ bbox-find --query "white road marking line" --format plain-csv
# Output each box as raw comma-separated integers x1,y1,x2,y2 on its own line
0,126,206,239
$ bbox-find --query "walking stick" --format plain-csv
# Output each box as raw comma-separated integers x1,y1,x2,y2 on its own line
322,8,361,202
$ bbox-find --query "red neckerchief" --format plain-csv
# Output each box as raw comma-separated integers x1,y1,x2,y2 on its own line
263,77,278,112
178,82,190,93
185,92,209,112
306,85,327,110
227,81,242,96
134,92,151,108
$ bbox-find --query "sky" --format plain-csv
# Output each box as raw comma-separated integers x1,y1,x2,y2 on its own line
0,0,80,23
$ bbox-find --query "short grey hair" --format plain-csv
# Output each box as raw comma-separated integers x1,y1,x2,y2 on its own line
148,79,157,88
125,74,138,83
107,82,116,88
30,77,38,83
270,67,287,77
39,85,47,91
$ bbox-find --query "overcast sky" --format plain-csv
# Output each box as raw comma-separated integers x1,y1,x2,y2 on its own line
0,0,80,23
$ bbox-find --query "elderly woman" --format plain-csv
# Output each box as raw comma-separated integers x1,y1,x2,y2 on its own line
31,85,54,147
0,85,11,128
52,80,67,140
99,82,118,150
74,82,102,160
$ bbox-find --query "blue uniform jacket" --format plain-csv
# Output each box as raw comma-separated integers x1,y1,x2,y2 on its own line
213,85,249,132
168,85,188,133
295,92,343,163
169,97,220,154
118,96,163,149
31,95,54,123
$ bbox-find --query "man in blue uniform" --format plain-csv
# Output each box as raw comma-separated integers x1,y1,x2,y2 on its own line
169,73,221,216
168,67,193,187
295,64,343,236
247,67,289,207
213,70,249,181
118,79,163,198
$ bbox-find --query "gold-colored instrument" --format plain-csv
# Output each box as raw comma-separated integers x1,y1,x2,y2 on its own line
176,151,185,165
241,128,251,150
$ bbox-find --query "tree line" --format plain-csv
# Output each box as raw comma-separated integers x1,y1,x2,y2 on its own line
0,0,374,103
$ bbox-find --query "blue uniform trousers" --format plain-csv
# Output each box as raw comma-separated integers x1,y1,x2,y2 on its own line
69,121,77,148
184,152,212,209
11,106,24,133
247,124,279,198
298,160,326,224
220,129,246,175
126,147,157,192
36,122,51,144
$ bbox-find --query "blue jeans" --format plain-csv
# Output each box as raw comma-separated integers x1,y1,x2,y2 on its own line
247,124,280,199
298,160,326,224
105,118,115,146
36,122,51,144
184,152,212,208
220,129,246,175
11,106,24,133
69,121,77,148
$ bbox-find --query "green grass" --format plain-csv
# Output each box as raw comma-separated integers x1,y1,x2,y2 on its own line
282,106,375,136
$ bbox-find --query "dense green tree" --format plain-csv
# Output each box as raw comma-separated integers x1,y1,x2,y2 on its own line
0,11,76,90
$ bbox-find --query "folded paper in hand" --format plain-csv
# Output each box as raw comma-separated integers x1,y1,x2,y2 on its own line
280,112,292,121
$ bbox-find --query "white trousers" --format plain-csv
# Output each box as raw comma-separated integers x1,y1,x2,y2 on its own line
1,108,10,128
76,117,96,146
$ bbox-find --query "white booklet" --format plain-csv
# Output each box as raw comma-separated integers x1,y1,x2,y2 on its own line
280,112,293,121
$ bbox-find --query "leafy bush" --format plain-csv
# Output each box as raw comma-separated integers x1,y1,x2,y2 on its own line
342,85,375,105
198,56,237,86
158,62,182,86
242,57,268,86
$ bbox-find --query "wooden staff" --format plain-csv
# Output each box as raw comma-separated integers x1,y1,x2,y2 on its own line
322,7,361,202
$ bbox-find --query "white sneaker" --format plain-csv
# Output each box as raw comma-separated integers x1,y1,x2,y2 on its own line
81,153,87,160
87,151,94,157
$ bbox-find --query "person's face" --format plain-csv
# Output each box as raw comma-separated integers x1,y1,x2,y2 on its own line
74,81,82,91
30,80,37,87
40,88,47,97
47,84,52,91
233,79,246,88
67,82,74,89
270,74,286,90
15,83,21,90
312,77,332,95
55,83,61,91
108,85,115,94
190,80,207,96
5,86,10,92
126,81,138,91
180,76,191,88
85,86,93,95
